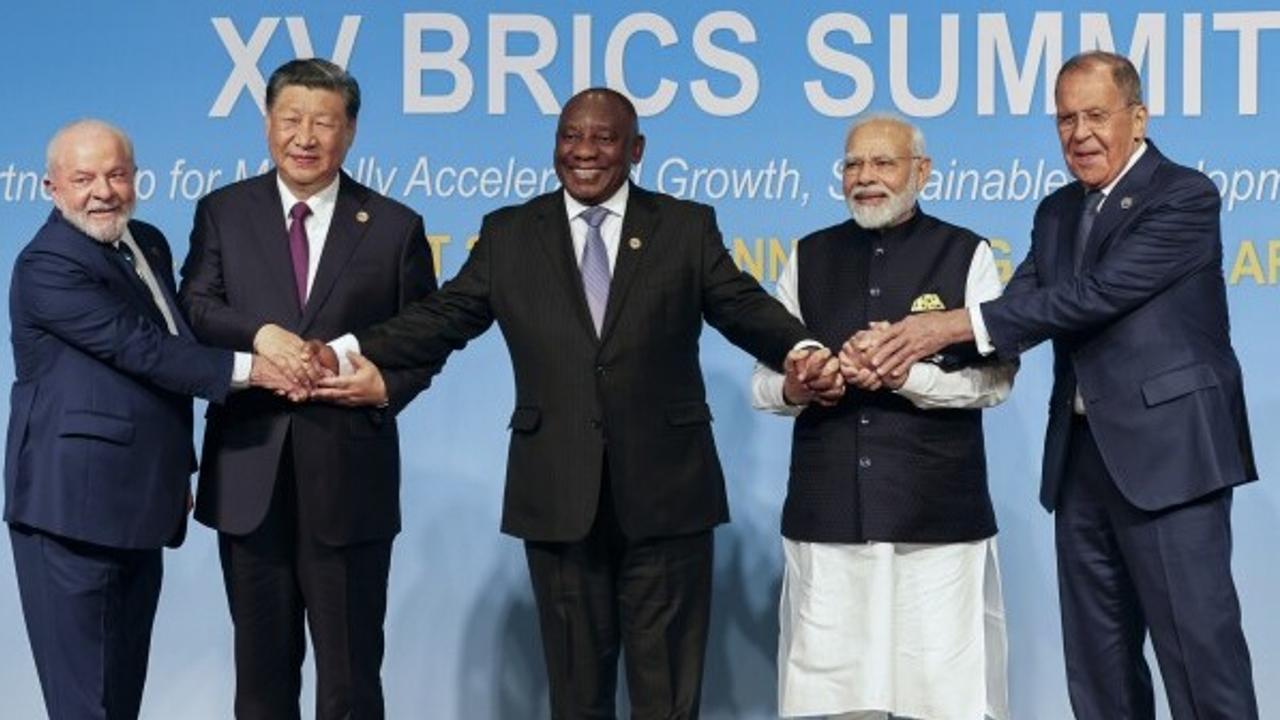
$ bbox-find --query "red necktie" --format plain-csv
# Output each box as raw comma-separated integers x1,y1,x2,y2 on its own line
288,201,312,308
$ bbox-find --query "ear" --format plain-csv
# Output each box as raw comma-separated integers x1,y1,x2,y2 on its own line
914,156,933,191
630,133,646,163
1132,104,1149,143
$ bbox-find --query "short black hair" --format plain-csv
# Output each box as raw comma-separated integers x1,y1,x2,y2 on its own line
265,58,361,119
561,87,640,136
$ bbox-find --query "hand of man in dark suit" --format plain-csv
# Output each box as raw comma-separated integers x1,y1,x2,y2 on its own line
783,347,845,407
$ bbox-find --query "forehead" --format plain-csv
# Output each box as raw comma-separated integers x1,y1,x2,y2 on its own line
558,94,632,132
270,85,347,114
1055,65,1122,108
54,129,131,172
847,121,913,155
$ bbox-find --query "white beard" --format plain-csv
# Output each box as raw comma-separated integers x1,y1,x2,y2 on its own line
60,201,133,243
846,171,919,230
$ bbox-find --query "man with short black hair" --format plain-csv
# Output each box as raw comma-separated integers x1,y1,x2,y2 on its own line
179,58,437,719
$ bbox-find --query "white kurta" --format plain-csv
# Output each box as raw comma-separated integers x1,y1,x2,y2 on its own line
752,235,1015,720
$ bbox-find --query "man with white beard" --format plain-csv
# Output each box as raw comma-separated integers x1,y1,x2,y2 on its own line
5,120,296,720
751,115,1017,720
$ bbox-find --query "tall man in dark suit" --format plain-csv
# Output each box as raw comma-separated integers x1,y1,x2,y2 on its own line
178,59,437,720
862,52,1258,719
313,88,838,718
6,120,293,720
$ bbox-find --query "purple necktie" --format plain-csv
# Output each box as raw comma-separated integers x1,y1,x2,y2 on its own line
288,201,312,308
579,206,611,335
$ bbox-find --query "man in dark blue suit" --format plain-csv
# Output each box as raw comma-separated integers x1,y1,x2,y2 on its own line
862,52,1258,719
5,120,296,720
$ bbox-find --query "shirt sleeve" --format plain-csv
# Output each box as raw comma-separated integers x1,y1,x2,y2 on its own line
751,251,805,417
230,351,253,389
328,333,361,376
895,241,1016,409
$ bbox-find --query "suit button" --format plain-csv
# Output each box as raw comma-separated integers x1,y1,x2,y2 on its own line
595,365,606,375
873,246,886,256
858,457,872,468
859,414,870,426
589,419,601,430
868,287,881,298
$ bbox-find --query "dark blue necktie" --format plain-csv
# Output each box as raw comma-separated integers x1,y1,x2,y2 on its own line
1074,190,1103,272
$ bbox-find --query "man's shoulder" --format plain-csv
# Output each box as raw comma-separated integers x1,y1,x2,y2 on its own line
915,211,987,246
797,218,858,247
630,185,714,220
341,175,422,227
483,190,563,226
199,171,273,210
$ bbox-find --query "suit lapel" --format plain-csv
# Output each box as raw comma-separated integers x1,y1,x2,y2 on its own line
535,193,599,339
299,173,370,334
246,172,305,324
131,225,195,338
600,186,656,341
1080,143,1162,268
1054,188,1086,283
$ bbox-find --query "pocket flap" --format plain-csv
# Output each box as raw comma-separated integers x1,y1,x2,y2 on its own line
1141,363,1218,407
665,401,713,426
508,406,541,432
59,410,135,445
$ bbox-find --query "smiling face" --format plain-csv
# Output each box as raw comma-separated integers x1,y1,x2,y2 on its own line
1055,64,1147,189
553,91,644,205
45,123,136,243
842,119,930,229
266,84,356,199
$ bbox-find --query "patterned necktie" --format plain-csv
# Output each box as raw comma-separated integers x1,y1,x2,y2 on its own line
579,206,611,335
288,201,312,307
1074,190,1103,272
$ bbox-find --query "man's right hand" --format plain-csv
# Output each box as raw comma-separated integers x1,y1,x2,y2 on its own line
253,324,318,387
302,339,339,377
783,347,845,407
249,354,308,402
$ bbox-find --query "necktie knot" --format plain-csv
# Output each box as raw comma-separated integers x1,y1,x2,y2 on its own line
290,201,312,223
113,241,137,271
580,206,609,229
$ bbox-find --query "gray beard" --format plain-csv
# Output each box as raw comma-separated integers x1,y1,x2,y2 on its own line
60,204,132,244
847,185,918,230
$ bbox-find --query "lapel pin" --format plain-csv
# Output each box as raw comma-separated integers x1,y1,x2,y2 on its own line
356,210,370,223
1119,196,1133,210
628,237,642,250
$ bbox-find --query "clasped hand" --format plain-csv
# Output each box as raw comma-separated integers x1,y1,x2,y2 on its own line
248,325,387,407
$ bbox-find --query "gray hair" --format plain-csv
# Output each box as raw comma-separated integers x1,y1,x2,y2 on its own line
46,119,134,176
1057,51,1143,106
266,58,361,119
845,113,926,157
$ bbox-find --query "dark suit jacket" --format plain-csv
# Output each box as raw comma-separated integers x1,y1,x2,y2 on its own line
357,185,809,542
179,171,436,546
981,142,1257,512
5,211,233,549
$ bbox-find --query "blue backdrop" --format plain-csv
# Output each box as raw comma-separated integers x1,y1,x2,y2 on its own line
1,3,1276,718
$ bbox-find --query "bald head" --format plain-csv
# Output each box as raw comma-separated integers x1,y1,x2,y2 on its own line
44,120,137,243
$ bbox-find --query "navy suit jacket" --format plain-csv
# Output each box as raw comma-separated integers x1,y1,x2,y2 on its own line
179,171,436,546
5,211,233,549
981,142,1257,512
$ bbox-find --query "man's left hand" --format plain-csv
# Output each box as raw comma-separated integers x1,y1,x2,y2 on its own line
868,309,973,379
312,352,388,407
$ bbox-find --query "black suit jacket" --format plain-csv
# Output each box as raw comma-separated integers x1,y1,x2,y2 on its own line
357,185,808,542
981,142,1257,512
179,171,437,545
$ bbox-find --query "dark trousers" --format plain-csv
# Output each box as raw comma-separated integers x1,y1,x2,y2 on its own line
525,476,714,720
9,524,162,720
1056,417,1257,720
219,448,393,720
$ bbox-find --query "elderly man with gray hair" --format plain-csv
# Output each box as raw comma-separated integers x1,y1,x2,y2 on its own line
751,115,1016,720
6,120,293,720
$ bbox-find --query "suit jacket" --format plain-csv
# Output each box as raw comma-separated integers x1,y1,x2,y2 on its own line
179,171,437,545
357,185,809,542
982,142,1257,512
5,211,233,549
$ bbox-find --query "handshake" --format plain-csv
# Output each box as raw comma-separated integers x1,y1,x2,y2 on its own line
247,324,386,407
782,321,910,407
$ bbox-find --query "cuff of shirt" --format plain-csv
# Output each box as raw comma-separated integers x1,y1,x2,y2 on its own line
791,339,824,353
328,333,361,377
894,363,931,400
230,352,253,390
968,305,995,356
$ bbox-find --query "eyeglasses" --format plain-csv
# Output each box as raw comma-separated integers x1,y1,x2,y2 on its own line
841,155,921,175
1055,103,1136,133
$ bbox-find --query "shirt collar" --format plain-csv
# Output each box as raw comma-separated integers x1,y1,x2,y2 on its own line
1098,141,1147,198
277,172,341,218
564,182,630,224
